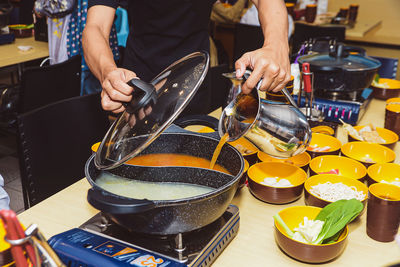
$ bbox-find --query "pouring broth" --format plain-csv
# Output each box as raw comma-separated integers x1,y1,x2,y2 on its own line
126,153,230,174
96,172,215,200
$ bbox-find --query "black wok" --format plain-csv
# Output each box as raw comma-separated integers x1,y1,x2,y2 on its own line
85,127,244,235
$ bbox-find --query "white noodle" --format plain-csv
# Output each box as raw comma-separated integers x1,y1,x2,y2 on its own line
310,182,366,202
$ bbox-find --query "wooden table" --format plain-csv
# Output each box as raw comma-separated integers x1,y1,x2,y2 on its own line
0,37,49,81
18,98,400,267
0,37,49,68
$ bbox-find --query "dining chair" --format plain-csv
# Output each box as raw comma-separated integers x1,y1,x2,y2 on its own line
17,93,110,209
18,55,82,113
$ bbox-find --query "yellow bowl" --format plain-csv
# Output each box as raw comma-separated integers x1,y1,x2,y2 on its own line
247,162,307,204
348,126,398,149
371,78,400,100
367,163,400,186
386,97,400,105
307,133,342,158
311,125,335,135
341,141,396,167
304,174,368,212
257,151,311,172
274,206,348,263
309,155,367,181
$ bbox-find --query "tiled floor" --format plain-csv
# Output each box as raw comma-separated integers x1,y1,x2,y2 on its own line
0,130,25,214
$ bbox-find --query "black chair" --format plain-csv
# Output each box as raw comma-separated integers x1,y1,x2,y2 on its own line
17,93,110,208
233,23,264,63
291,22,345,56
209,63,231,111
19,55,82,113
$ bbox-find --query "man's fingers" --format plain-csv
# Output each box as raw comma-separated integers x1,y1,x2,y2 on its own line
235,53,251,78
103,80,132,102
101,91,125,113
242,67,263,94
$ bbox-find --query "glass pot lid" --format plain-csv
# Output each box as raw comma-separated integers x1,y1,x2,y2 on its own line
298,44,381,72
95,52,209,170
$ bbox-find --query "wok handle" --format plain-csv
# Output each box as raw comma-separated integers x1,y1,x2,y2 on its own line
174,114,219,131
87,188,155,214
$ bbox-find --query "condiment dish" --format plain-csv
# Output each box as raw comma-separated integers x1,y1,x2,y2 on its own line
309,155,367,181
341,141,396,168
274,206,348,263
306,133,341,159
304,174,368,213
247,162,307,204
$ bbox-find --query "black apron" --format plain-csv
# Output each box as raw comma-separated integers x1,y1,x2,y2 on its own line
122,0,216,116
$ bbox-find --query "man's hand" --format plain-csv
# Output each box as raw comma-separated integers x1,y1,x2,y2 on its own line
235,44,291,94
100,68,137,113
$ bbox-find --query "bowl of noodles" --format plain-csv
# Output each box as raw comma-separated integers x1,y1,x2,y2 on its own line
304,174,368,214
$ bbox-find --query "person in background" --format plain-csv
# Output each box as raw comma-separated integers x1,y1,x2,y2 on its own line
67,0,120,95
83,0,290,115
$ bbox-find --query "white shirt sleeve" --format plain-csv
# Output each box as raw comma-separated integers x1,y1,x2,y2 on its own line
0,175,10,210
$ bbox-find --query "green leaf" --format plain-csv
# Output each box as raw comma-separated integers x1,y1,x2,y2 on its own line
314,199,363,244
273,214,294,238
374,73,380,83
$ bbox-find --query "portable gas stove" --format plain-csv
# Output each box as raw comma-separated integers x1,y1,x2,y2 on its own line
294,88,373,125
48,205,239,267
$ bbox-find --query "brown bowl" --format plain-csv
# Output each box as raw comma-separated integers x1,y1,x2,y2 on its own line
304,174,368,214
247,162,307,204
367,162,400,186
371,78,400,100
306,133,342,159
341,141,396,168
257,151,311,172
8,24,33,38
274,206,348,263
348,126,398,149
309,155,367,181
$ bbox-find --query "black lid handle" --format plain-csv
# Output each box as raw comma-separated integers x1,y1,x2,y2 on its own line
87,188,155,214
124,79,157,114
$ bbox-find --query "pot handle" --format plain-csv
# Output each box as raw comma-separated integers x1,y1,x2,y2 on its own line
124,78,157,114
87,188,155,214
242,70,299,109
174,114,219,131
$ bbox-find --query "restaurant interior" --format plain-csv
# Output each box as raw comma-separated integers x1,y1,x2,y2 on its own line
0,0,399,266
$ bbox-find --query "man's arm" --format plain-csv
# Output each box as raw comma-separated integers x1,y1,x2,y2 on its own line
235,0,290,93
83,5,136,113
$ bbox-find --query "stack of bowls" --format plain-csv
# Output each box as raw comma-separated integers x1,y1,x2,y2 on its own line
341,141,396,168
247,162,307,204
274,206,349,263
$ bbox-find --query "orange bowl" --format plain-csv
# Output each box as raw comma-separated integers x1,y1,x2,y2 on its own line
247,162,307,204
257,151,311,172
367,163,400,186
307,133,341,158
348,126,398,149
304,174,368,213
309,155,367,181
341,141,396,168
274,206,348,263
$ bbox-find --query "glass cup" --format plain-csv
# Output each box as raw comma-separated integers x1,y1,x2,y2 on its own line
385,104,400,136
305,4,317,23
367,183,400,242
